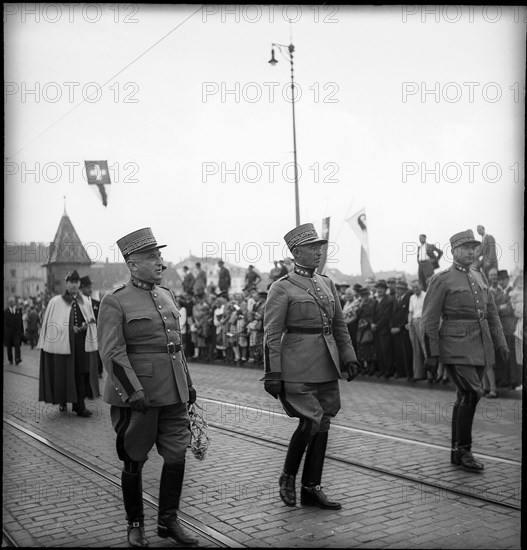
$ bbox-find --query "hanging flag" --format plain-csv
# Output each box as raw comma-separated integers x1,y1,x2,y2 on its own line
346,208,375,278
85,160,111,207
318,217,330,275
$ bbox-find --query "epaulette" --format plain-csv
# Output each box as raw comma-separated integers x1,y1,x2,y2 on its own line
318,273,329,278
110,283,126,294
277,274,290,282
437,269,450,276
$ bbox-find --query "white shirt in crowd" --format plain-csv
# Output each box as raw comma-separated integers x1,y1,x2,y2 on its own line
409,291,426,319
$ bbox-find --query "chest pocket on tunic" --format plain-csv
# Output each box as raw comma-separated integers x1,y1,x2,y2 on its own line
448,286,474,309
287,295,321,323
125,312,152,339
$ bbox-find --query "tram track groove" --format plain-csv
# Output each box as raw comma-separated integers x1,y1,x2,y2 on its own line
3,417,245,548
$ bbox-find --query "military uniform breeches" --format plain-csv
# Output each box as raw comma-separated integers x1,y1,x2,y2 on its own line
111,403,190,465
445,364,485,450
280,380,341,437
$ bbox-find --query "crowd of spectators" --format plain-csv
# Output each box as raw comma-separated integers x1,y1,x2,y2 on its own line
338,271,524,395
6,259,524,398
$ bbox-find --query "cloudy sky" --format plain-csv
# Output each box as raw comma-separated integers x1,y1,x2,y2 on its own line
4,4,525,276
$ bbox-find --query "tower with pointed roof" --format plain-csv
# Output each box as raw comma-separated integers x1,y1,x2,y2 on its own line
43,208,92,296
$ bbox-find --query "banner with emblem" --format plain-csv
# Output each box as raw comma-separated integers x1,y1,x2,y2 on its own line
346,208,375,278
85,160,111,207
318,217,330,275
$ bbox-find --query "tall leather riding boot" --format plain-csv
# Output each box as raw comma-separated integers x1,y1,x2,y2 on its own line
121,469,149,547
157,461,199,546
279,421,313,506
450,403,460,464
300,431,341,510
452,404,484,472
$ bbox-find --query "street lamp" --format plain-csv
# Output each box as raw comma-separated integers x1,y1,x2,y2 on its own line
269,42,300,226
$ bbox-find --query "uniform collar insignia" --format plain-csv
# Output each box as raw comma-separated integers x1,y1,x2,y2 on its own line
294,264,316,278
131,276,156,291
453,262,469,273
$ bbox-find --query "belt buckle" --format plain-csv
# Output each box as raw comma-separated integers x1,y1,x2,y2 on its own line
167,342,176,354
323,325,331,335
478,310,485,321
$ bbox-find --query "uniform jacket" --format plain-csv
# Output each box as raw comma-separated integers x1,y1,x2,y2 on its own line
263,270,357,383
421,263,507,367
4,307,24,337
97,279,192,406
372,295,395,334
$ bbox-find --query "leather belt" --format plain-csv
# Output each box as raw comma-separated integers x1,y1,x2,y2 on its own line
443,314,486,321
287,326,332,335
127,343,181,354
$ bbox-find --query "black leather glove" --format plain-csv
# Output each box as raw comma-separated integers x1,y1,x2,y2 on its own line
188,385,197,405
264,380,282,399
424,356,439,377
127,389,150,413
344,361,360,382
496,347,510,365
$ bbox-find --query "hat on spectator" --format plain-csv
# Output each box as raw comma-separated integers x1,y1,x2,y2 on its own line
353,283,363,292
284,223,328,251
116,227,166,259
79,275,92,288
497,269,509,279
375,279,388,289
65,270,80,282
396,280,408,290
450,229,480,250
387,277,396,284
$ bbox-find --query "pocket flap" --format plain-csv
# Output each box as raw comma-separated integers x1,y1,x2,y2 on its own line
126,312,152,323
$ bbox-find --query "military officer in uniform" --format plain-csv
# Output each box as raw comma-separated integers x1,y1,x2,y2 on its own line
422,229,508,472
97,228,198,547
262,223,360,509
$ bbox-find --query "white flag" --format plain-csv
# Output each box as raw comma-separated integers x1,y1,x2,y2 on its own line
346,208,375,277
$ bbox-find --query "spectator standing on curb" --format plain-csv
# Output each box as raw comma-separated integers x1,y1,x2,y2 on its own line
4,297,24,365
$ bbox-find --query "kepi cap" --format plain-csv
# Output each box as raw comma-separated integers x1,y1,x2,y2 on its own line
117,227,167,259
284,223,327,251
450,230,480,250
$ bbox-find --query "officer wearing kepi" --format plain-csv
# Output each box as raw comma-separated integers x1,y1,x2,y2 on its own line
97,228,198,547
422,229,508,472
262,223,360,509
